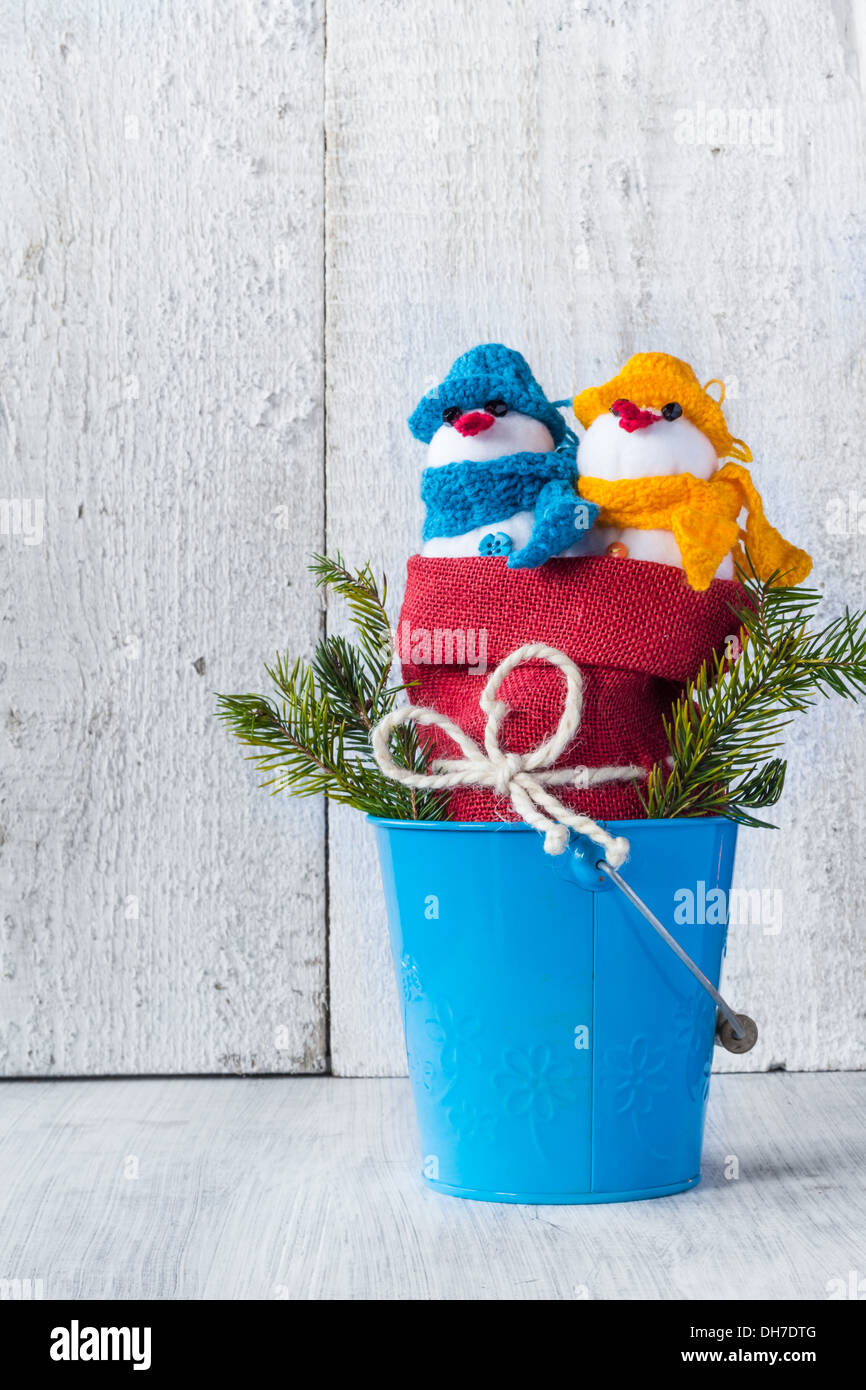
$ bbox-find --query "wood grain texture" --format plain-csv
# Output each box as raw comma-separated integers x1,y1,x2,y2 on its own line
325,0,866,1074
1,1,864,1079
0,2,328,1073
0,1074,862,1299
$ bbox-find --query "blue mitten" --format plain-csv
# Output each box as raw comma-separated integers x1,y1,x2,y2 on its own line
508,478,599,569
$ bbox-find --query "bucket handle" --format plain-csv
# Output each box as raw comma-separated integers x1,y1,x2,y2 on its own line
595,858,758,1055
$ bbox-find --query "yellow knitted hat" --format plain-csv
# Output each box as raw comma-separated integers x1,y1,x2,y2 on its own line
573,353,752,463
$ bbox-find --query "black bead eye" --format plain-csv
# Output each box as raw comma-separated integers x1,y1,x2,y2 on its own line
661,402,683,421
484,398,508,417
442,406,461,425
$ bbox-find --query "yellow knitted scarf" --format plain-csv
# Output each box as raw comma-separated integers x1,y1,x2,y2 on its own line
578,463,812,592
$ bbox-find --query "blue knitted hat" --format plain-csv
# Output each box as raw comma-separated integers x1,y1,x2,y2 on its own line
408,343,566,446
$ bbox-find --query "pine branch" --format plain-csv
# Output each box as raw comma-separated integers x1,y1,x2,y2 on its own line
309,552,394,682
642,557,866,824
216,556,449,821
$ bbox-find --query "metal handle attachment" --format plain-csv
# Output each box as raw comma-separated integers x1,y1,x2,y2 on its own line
596,858,758,1055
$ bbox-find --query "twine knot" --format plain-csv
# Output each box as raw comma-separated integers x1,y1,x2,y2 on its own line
371,642,644,867
490,747,523,796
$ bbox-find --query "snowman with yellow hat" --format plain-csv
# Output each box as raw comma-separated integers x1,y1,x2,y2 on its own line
572,353,811,591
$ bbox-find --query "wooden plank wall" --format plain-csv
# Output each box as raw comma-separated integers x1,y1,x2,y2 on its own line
1,1,864,1075
0,1,327,1073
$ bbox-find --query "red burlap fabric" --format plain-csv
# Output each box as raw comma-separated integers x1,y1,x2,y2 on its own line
399,555,743,821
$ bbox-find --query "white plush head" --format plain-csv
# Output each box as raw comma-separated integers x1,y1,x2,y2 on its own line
578,406,718,481
426,409,555,469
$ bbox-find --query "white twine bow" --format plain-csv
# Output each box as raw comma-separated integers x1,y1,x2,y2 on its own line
371,642,644,868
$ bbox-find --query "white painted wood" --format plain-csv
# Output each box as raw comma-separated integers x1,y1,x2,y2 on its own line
325,0,866,1074
1,1,864,1079
0,1074,862,1299
0,3,328,1073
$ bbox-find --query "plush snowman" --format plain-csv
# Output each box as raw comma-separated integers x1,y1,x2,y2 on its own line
572,353,811,591
409,344,598,569
576,391,733,577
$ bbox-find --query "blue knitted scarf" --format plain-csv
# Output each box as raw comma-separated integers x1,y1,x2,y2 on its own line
421,450,576,540
420,447,599,569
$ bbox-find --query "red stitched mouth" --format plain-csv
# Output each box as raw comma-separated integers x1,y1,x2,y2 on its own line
610,398,662,432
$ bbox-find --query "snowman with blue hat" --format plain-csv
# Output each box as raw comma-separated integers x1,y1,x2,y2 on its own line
409,344,598,567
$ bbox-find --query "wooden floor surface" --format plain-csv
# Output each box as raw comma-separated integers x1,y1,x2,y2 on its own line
0,1075,862,1301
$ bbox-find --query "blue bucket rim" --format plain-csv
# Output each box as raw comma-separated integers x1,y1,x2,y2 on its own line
368,815,735,833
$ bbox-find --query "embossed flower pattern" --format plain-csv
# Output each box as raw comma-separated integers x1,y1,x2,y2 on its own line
674,997,717,1104
425,1003,483,1075
604,1037,669,1117
445,1097,497,1146
407,1049,436,1093
493,1044,582,1122
400,954,423,1004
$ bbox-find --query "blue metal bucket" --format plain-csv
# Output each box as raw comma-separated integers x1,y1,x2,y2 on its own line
372,816,738,1204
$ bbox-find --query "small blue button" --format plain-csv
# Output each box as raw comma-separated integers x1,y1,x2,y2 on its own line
478,531,513,557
